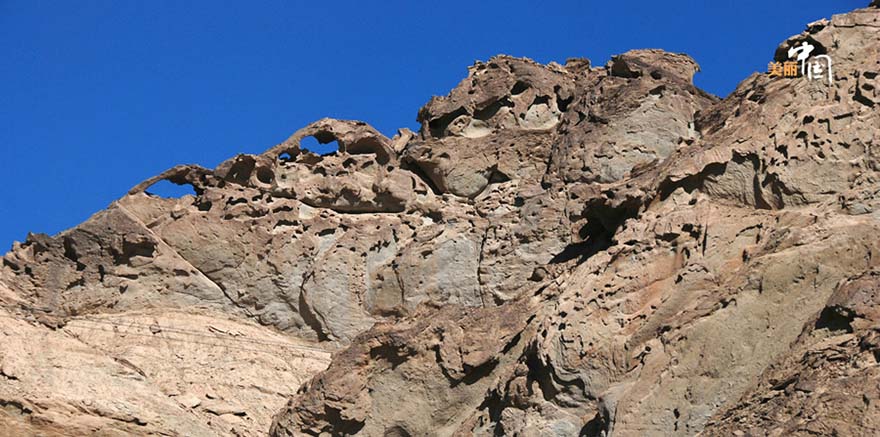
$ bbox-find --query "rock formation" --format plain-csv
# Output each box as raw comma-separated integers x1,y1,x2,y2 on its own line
2,2,879,436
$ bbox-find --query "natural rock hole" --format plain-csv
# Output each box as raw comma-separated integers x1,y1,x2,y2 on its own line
225,157,257,185
474,98,513,121
511,80,530,95
144,179,198,198
428,107,468,138
300,135,341,156
256,167,274,184
552,198,641,264
814,306,855,333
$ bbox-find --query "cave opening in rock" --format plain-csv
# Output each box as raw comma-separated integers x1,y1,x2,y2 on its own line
551,197,642,264
511,80,530,95
256,167,274,184
427,107,469,138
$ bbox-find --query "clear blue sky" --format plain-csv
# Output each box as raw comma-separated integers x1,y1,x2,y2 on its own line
0,0,867,251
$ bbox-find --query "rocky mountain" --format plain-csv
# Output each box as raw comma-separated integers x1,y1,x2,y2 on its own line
2,3,879,436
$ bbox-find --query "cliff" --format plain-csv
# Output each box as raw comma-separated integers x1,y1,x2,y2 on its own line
2,3,879,436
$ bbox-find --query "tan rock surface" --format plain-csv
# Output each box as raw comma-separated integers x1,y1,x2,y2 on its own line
1,2,879,436
0,307,330,436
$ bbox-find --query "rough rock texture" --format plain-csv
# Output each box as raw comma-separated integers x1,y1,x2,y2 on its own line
0,307,329,436
704,270,880,436
271,4,880,437
2,3,880,436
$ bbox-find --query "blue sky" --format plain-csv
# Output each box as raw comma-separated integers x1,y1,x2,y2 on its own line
0,0,867,250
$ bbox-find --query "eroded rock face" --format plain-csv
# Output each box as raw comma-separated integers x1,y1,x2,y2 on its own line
703,270,880,436
270,4,880,437
2,3,879,436
0,307,330,437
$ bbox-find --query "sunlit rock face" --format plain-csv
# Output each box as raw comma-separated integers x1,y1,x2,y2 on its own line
2,3,880,436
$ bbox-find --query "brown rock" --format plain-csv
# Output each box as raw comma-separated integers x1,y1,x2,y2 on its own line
2,3,879,437
269,4,880,436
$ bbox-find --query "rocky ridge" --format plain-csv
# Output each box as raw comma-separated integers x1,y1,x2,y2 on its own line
1,3,879,436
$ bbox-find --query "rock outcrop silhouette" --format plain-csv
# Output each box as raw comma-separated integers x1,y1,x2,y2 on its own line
2,3,879,436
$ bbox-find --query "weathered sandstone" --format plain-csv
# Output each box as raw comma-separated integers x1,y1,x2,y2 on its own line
2,3,879,436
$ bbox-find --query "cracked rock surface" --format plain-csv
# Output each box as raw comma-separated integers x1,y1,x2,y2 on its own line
2,3,880,436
